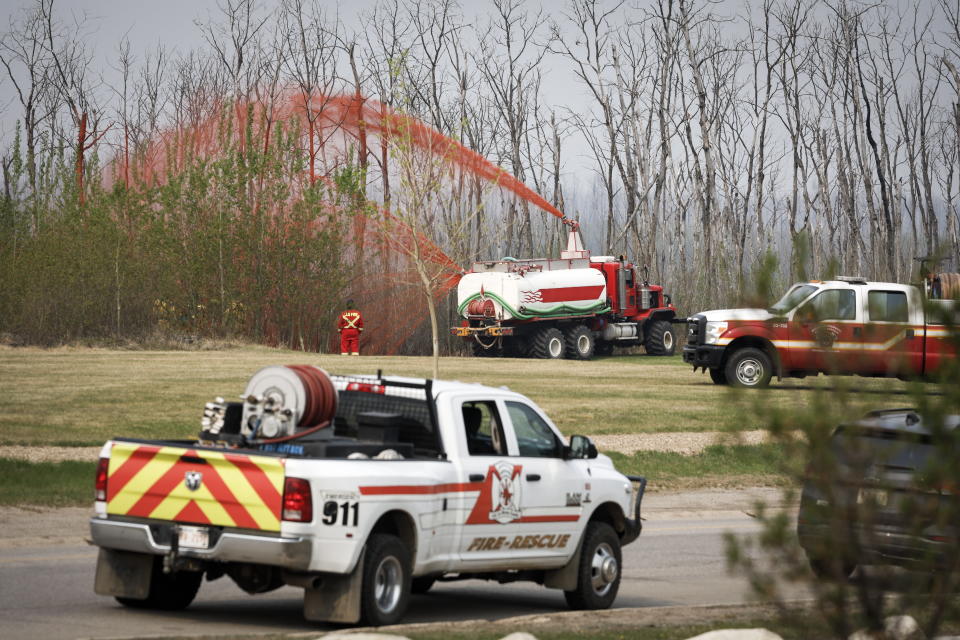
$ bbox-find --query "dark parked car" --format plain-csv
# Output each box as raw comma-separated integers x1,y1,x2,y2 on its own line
797,408,960,579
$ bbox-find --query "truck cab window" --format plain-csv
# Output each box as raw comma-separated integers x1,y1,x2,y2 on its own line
868,291,908,323
800,289,856,321
506,401,560,458
462,401,506,456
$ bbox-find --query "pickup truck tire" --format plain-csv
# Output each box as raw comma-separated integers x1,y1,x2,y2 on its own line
361,534,411,626
115,555,202,610
709,368,727,385
564,521,621,610
725,348,773,388
531,327,565,359
565,325,595,360
645,320,676,356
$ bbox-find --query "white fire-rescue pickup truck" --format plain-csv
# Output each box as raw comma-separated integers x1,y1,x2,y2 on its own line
90,366,645,626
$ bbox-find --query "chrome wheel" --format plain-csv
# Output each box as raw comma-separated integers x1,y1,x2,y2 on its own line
735,357,764,386
590,542,619,597
576,334,590,355
548,336,564,358
374,555,403,615
662,330,674,352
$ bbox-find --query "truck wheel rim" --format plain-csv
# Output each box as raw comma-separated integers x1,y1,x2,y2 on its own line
548,337,563,358
374,556,403,614
590,542,618,596
663,331,673,351
736,358,763,385
577,334,590,355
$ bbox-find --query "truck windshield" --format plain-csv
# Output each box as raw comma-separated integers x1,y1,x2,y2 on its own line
768,284,817,315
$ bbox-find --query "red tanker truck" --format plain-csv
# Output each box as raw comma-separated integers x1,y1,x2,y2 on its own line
683,275,959,388
451,223,677,359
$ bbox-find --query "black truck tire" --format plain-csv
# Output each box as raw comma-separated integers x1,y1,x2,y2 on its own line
115,555,203,610
645,320,676,356
725,347,773,388
531,327,565,359
360,533,411,626
502,337,528,358
594,340,614,356
565,325,595,360
564,521,621,610
709,368,727,385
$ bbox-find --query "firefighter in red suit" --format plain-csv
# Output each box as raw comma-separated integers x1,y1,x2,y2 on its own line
337,301,364,355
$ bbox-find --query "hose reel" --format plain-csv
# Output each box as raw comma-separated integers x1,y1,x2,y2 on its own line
240,365,338,443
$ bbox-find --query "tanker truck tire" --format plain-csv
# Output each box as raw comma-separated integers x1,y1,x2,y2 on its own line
565,325,595,360
503,337,528,358
725,348,773,388
594,341,614,356
645,320,676,356
531,327,565,359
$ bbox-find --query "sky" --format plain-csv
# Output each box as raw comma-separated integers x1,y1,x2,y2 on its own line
0,0,578,141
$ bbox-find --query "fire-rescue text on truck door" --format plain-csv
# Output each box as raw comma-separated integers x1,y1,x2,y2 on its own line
452,398,582,569
501,400,585,559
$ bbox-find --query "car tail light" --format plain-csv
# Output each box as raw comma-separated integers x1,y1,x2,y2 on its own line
346,382,385,394
282,477,313,522
95,457,109,502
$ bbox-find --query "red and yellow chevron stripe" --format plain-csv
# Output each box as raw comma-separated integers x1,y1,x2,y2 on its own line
106,443,285,532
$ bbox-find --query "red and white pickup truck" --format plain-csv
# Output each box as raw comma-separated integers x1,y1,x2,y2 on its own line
683,277,957,388
90,367,645,625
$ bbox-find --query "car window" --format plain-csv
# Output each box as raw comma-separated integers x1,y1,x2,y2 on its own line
801,289,856,321
462,401,506,456
506,401,560,458
868,291,908,323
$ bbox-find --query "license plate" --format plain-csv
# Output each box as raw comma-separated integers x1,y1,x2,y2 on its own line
857,488,889,507
178,525,209,549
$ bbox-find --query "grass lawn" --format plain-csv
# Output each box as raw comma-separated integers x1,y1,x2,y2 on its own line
608,443,796,490
0,346,920,446
0,458,96,506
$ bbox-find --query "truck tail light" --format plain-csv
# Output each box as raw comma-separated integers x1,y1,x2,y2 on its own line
95,457,109,502
346,382,385,394
282,477,313,522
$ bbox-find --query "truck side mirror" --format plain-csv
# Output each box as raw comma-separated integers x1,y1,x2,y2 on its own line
567,435,598,460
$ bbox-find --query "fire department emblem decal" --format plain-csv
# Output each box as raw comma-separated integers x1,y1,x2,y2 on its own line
488,461,522,524
184,471,203,492
812,324,842,348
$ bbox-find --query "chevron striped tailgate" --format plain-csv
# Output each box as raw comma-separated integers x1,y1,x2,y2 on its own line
106,442,285,532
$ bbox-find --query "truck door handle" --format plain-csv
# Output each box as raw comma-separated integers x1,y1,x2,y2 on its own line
526,474,541,481
469,474,484,482
905,329,915,338
853,327,862,337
